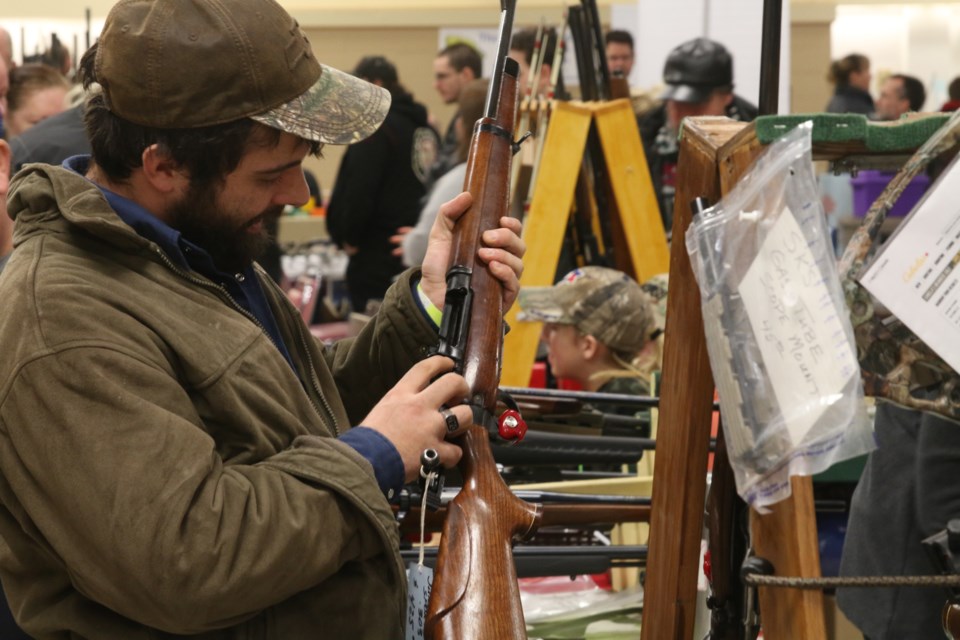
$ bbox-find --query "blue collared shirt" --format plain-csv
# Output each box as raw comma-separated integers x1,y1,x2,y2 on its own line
64,155,403,498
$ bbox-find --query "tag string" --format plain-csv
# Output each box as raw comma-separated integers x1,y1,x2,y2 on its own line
418,470,436,568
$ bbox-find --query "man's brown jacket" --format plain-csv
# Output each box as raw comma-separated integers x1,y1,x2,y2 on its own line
0,164,439,638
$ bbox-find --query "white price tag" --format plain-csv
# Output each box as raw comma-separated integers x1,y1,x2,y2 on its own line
406,563,433,640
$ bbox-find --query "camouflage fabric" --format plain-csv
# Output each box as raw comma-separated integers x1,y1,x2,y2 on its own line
839,109,960,421
641,273,669,335
518,267,656,354
598,375,650,399
251,64,391,146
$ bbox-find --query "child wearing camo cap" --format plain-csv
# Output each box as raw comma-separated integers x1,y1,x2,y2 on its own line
518,266,659,395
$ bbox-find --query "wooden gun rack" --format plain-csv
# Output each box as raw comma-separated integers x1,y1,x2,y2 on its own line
501,98,669,387
641,115,830,640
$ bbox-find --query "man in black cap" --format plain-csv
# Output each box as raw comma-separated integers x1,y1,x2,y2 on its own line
638,38,758,232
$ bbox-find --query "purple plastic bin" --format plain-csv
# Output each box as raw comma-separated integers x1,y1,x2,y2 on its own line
851,170,930,217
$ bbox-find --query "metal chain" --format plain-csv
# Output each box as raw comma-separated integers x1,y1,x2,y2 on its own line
743,573,960,590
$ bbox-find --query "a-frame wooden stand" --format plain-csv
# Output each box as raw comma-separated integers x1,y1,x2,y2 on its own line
640,116,827,640
501,98,670,387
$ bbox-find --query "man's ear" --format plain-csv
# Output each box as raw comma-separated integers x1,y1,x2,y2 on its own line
0,140,10,198
580,333,600,361
141,144,188,195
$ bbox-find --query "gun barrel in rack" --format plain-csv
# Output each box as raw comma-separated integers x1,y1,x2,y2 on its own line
404,545,648,579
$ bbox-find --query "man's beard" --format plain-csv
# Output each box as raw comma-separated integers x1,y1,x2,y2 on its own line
167,182,282,274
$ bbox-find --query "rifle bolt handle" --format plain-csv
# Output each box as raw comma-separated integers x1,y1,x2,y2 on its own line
498,409,527,443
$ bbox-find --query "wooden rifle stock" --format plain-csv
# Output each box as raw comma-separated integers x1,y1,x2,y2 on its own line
426,2,541,638
945,601,960,639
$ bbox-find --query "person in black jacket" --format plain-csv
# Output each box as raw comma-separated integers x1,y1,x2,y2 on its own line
326,55,439,312
10,104,91,173
825,53,874,116
637,38,757,234
838,402,960,640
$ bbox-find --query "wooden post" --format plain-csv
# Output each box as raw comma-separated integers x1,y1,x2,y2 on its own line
641,117,739,640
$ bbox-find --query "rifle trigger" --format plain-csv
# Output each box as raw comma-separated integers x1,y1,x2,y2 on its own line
512,130,533,155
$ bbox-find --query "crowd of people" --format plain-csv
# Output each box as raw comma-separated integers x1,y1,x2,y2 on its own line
826,51,953,120
2,5,960,639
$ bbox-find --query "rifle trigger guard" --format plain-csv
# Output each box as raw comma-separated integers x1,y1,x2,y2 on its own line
512,130,533,156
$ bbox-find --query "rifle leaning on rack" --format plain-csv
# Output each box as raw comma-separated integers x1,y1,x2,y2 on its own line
565,3,615,268
397,488,651,534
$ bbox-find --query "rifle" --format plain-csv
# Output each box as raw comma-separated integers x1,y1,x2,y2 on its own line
405,545,648,578
510,21,543,207
398,488,651,533
566,3,616,268
426,2,540,637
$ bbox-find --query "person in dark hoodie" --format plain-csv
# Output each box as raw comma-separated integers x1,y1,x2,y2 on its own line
825,53,875,116
326,55,439,312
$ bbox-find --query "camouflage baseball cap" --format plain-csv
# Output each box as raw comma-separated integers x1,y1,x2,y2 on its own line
518,267,656,354
95,0,389,145
641,273,669,337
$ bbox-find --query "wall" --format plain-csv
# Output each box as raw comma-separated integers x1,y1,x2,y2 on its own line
6,1,956,192
791,5,835,113
2,2,592,197
831,3,960,110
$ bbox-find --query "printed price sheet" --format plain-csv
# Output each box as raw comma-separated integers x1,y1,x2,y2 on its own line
860,157,960,372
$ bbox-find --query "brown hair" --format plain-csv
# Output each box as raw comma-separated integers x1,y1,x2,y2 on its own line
437,43,482,79
7,63,70,115
828,54,869,87
455,78,489,163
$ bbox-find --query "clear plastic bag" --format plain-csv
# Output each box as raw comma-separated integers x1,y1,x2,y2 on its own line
685,122,874,510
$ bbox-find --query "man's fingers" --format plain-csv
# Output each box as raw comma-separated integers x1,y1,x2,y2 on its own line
478,247,523,280
498,215,523,236
488,259,520,286
435,442,463,469
481,226,526,258
421,370,470,409
437,192,473,229
396,355,456,392
436,404,474,439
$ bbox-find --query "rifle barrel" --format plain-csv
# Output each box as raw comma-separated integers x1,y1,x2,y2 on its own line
485,0,518,118
403,545,648,578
